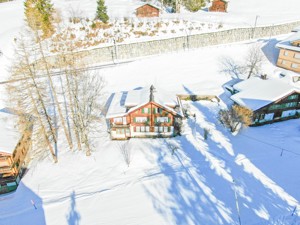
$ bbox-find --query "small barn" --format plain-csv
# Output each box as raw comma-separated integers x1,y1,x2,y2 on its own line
209,0,228,13
136,3,160,18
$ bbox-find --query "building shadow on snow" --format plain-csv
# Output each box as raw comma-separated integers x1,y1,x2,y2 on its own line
0,182,46,225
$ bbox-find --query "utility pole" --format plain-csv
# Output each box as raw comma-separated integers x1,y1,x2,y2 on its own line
233,179,242,225
251,15,259,39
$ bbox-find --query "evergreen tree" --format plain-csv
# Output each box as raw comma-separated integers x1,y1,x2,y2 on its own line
24,0,55,38
95,0,109,23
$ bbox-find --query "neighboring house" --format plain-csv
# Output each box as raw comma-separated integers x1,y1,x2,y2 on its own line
230,76,300,125
106,85,183,140
0,110,32,194
136,3,160,18
209,0,228,13
276,31,300,73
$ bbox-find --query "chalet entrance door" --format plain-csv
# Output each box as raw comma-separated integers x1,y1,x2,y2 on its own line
125,128,130,137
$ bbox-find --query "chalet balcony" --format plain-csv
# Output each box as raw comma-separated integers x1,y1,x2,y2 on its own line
0,158,12,168
0,166,14,175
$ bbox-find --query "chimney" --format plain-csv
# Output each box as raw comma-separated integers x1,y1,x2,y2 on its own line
150,85,155,102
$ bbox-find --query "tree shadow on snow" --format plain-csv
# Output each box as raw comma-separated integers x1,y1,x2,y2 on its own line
66,191,81,225
143,100,300,224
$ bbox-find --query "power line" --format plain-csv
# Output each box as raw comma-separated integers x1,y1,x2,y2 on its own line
239,133,300,157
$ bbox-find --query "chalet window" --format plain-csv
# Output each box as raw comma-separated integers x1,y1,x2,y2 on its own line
134,117,147,123
116,129,125,134
164,127,168,132
287,94,298,100
140,126,145,132
284,51,288,56
285,102,297,108
154,126,158,132
294,53,300,59
156,117,169,123
113,118,122,124
291,63,299,69
136,126,141,132
145,126,150,132
281,60,287,65
142,108,149,113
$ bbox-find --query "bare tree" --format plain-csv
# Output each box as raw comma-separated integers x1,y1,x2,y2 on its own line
219,56,245,79
71,72,106,156
244,44,265,79
33,29,74,150
119,140,131,167
7,33,58,162
219,105,253,133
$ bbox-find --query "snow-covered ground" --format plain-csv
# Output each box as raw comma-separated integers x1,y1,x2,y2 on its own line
1,0,300,225
1,36,300,224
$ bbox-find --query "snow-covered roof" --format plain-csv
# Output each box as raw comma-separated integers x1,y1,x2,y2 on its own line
0,109,21,155
106,85,182,119
276,31,300,52
230,77,300,111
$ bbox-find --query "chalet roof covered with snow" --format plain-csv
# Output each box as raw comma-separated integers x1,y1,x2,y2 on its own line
276,31,300,52
0,110,21,154
230,77,300,111
106,85,182,119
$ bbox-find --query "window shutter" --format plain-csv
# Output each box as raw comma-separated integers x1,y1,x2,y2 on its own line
142,108,144,113
168,117,171,123
134,117,136,122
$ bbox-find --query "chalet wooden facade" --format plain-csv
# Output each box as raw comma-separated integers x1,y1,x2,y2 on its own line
106,85,183,140
0,111,32,194
209,0,228,13
136,4,160,18
276,31,300,72
230,77,300,126
251,91,300,125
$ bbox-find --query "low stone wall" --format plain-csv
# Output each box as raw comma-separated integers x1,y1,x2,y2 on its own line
46,20,300,68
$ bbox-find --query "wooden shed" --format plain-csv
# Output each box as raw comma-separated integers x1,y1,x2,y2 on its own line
136,4,160,18
209,0,228,13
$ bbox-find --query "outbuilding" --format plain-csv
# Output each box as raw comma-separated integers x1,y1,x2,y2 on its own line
209,0,228,13
136,3,160,18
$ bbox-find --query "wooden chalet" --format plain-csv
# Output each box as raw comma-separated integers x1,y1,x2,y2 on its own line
276,31,300,73
209,0,228,13
106,85,183,140
0,110,32,194
136,3,160,18
230,76,300,125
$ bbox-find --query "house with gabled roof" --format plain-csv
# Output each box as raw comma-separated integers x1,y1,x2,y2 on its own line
106,85,183,140
136,3,160,18
230,76,300,125
276,31,300,72
0,109,32,194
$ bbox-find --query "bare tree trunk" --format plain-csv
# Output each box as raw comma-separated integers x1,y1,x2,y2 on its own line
34,30,73,150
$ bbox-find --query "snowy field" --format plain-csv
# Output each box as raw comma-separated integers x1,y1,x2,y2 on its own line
0,35,300,224
1,0,300,225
